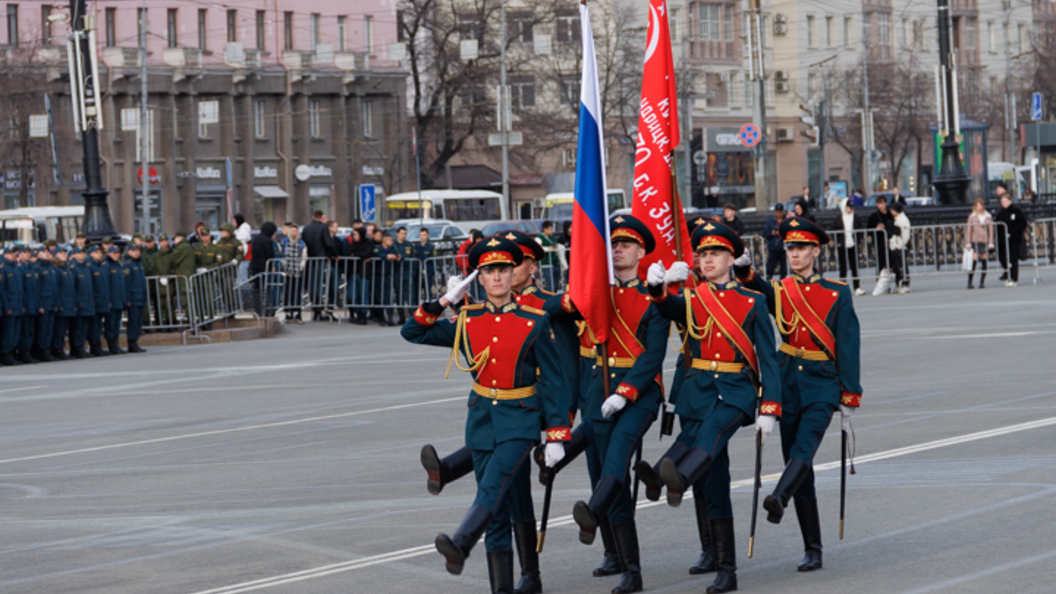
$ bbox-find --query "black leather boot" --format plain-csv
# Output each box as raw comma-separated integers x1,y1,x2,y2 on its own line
534,423,591,486
435,504,492,575
794,498,823,572
634,440,688,502
128,341,147,353
573,475,621,545
611,521,643,594
706,518,737,593
19,350,39,364
51,347,70,361
1,352,20,366
512,521,542,594
689,494,717,574
763,457,810,524
70,345,87,359
488,550,516,594
658,446,711,507
36,348,55,362
108,339,126,355
421,444,474,495
593,515,623,577
90,342,107,357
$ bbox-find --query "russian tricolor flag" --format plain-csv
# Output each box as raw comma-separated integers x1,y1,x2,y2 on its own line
569,1,614,344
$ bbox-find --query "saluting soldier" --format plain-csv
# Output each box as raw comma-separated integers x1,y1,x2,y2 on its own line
736,216,863,572
571,215,668,594
401,235,571,594
124,243,148,352
171,232,197,321
86,245,110,357
70,247,95,358
105,245,128,355
1,246,24,366
636,221,782,594
153,236,176,328
51,247,76,360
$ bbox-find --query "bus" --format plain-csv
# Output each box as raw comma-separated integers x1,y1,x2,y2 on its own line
0,206,85,248
383,190,508,233
542,189,627,220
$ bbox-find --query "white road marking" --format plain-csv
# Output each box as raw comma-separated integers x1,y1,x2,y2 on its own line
0,385,46,395
0,396,465,466
922,331,1036,339
184,414,1056,594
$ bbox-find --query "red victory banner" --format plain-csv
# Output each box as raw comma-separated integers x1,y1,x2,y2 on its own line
630,0,693,281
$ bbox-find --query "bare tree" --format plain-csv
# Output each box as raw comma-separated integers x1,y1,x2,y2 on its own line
0,42,54,208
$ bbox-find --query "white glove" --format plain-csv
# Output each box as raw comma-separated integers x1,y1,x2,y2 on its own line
839,404,855,432
159,278,168,286
663,261,690,284
442,270,479,305
754,414,777,442
646,262,666,286
544,442,565,468
601,394,627,418
734,248,752,268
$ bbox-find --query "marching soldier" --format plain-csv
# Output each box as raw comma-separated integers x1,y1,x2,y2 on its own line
636,221,782,594
401,235,571,594
51,248,76,360
124,243,148,352
18,247,41,364
34,244,59,362
70,247,95,358
1,246,24,366
571,215,668,594
105,246,128,355
736,216,863,572
87,245,110,357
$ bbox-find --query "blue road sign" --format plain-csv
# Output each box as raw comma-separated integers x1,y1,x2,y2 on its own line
359,185,376,223
1031,92,1043,121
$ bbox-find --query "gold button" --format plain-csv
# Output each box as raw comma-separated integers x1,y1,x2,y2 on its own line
805,287,811,291
716,332,722,338
608,357,616,366
715,353,721,358
714,374,719,379
619,289,625,294
492,399,498,405
833,291,838,297
611,373,616,378
493,336,498,342
495,316,501,322
748,298,754,303
492,380,498,385
798,366,804,371
719,292,725,297
491,358,497,363
528,321,534,327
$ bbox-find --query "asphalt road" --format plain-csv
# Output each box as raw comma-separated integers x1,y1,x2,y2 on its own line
2,271,1055,594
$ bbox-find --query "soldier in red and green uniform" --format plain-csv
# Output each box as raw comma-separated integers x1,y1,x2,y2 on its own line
637,221,782,594
401,235,571,594
736,215,862,572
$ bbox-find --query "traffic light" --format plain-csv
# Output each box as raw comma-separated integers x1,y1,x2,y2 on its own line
800,103,819,147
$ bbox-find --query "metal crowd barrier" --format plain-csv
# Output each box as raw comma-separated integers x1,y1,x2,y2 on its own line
187,261,243,330
340,257,424,312
421,255,471,302
260,256,339,321
901,221,1009,278
742,228,888,287
142,275,193,332
1025,218,1056,284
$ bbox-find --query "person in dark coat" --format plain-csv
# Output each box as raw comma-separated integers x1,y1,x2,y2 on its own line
51,248,76,360
866,196,895,273
995,189,1028,287
250,222,277,316
86,246,110,357
763,205,787,280
721,203,746,236
18,247,42,364
104,246,128,354
830,199,866,294
301,210,336,320
791,198,817,222
70,248,95,359
124,244,148,352
346,227,374,325
1,247,26,365
34,246,59,361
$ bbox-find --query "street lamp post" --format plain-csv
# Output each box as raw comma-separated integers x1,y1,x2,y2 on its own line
69,0,117,240
932,0,971,205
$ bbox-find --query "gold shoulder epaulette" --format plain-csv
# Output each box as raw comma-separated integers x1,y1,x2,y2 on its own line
824,278,847,286
462,303,485,311
739,286,764,296
519,305,546,316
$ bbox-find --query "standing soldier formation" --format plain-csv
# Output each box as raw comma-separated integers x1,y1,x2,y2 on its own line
397,212,863,594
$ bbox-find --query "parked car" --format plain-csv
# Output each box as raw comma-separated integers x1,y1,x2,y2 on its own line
393,218,469,256
480,220,545,237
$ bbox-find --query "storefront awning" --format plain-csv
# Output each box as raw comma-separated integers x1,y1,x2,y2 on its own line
254,185,289,199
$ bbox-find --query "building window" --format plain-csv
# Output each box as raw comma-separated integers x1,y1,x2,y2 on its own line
1017,23,1026,54
844,16,852,46
511,79,535,109
966,17,976,51
912,19,920,47
6,4,17,45
806,15,815,48
198,9,207,50
671,8,679,43
256,11,265,50
509,12,534,44
227,10,237,43
826,16,834,48
863,14,872,47
311,13,320,50
167,9,178,48
284,12,293,50
198,99,219,138
397,10,405,42
900,18,908,48
878,13,889,47
807,72,816,99
555,11,580,43
727,72,737,106
105,7,116,47
41,5,52,42
254,100,266,138
987,20,995,52
760,15,770,47
309,100,321,137
363,101,374,138
338,16,346,52
364,15,374,53
698,4,719,40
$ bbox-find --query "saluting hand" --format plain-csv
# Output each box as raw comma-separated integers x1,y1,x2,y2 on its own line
734,248,752,268
439,270,479,307
601,394,627,418
544,442,565,468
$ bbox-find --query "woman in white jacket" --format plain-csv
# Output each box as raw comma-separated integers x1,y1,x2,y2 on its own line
888,202,911,293
233,213,253,286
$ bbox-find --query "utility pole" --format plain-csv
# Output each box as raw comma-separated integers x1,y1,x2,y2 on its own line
499,0,509,208
748,0,770,208
860,15,874,195
1003,0,1016,164
68,0,117,240
933,0,971,204
140,0,149,234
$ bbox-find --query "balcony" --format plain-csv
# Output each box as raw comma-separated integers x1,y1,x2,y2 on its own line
101,47,143,78
282,51,314,83
245,49,262,69
37,47,68,81
163,48,203,82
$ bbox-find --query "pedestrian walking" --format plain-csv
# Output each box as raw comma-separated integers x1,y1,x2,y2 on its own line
346,227,374,325
866,196,895,286
995,189,1027,287
966,199,995,289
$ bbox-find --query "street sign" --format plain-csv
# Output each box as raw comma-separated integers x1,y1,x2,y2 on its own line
359,184,376,223
137,166,160,185
739,123,761,147
1031,92,1043,121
